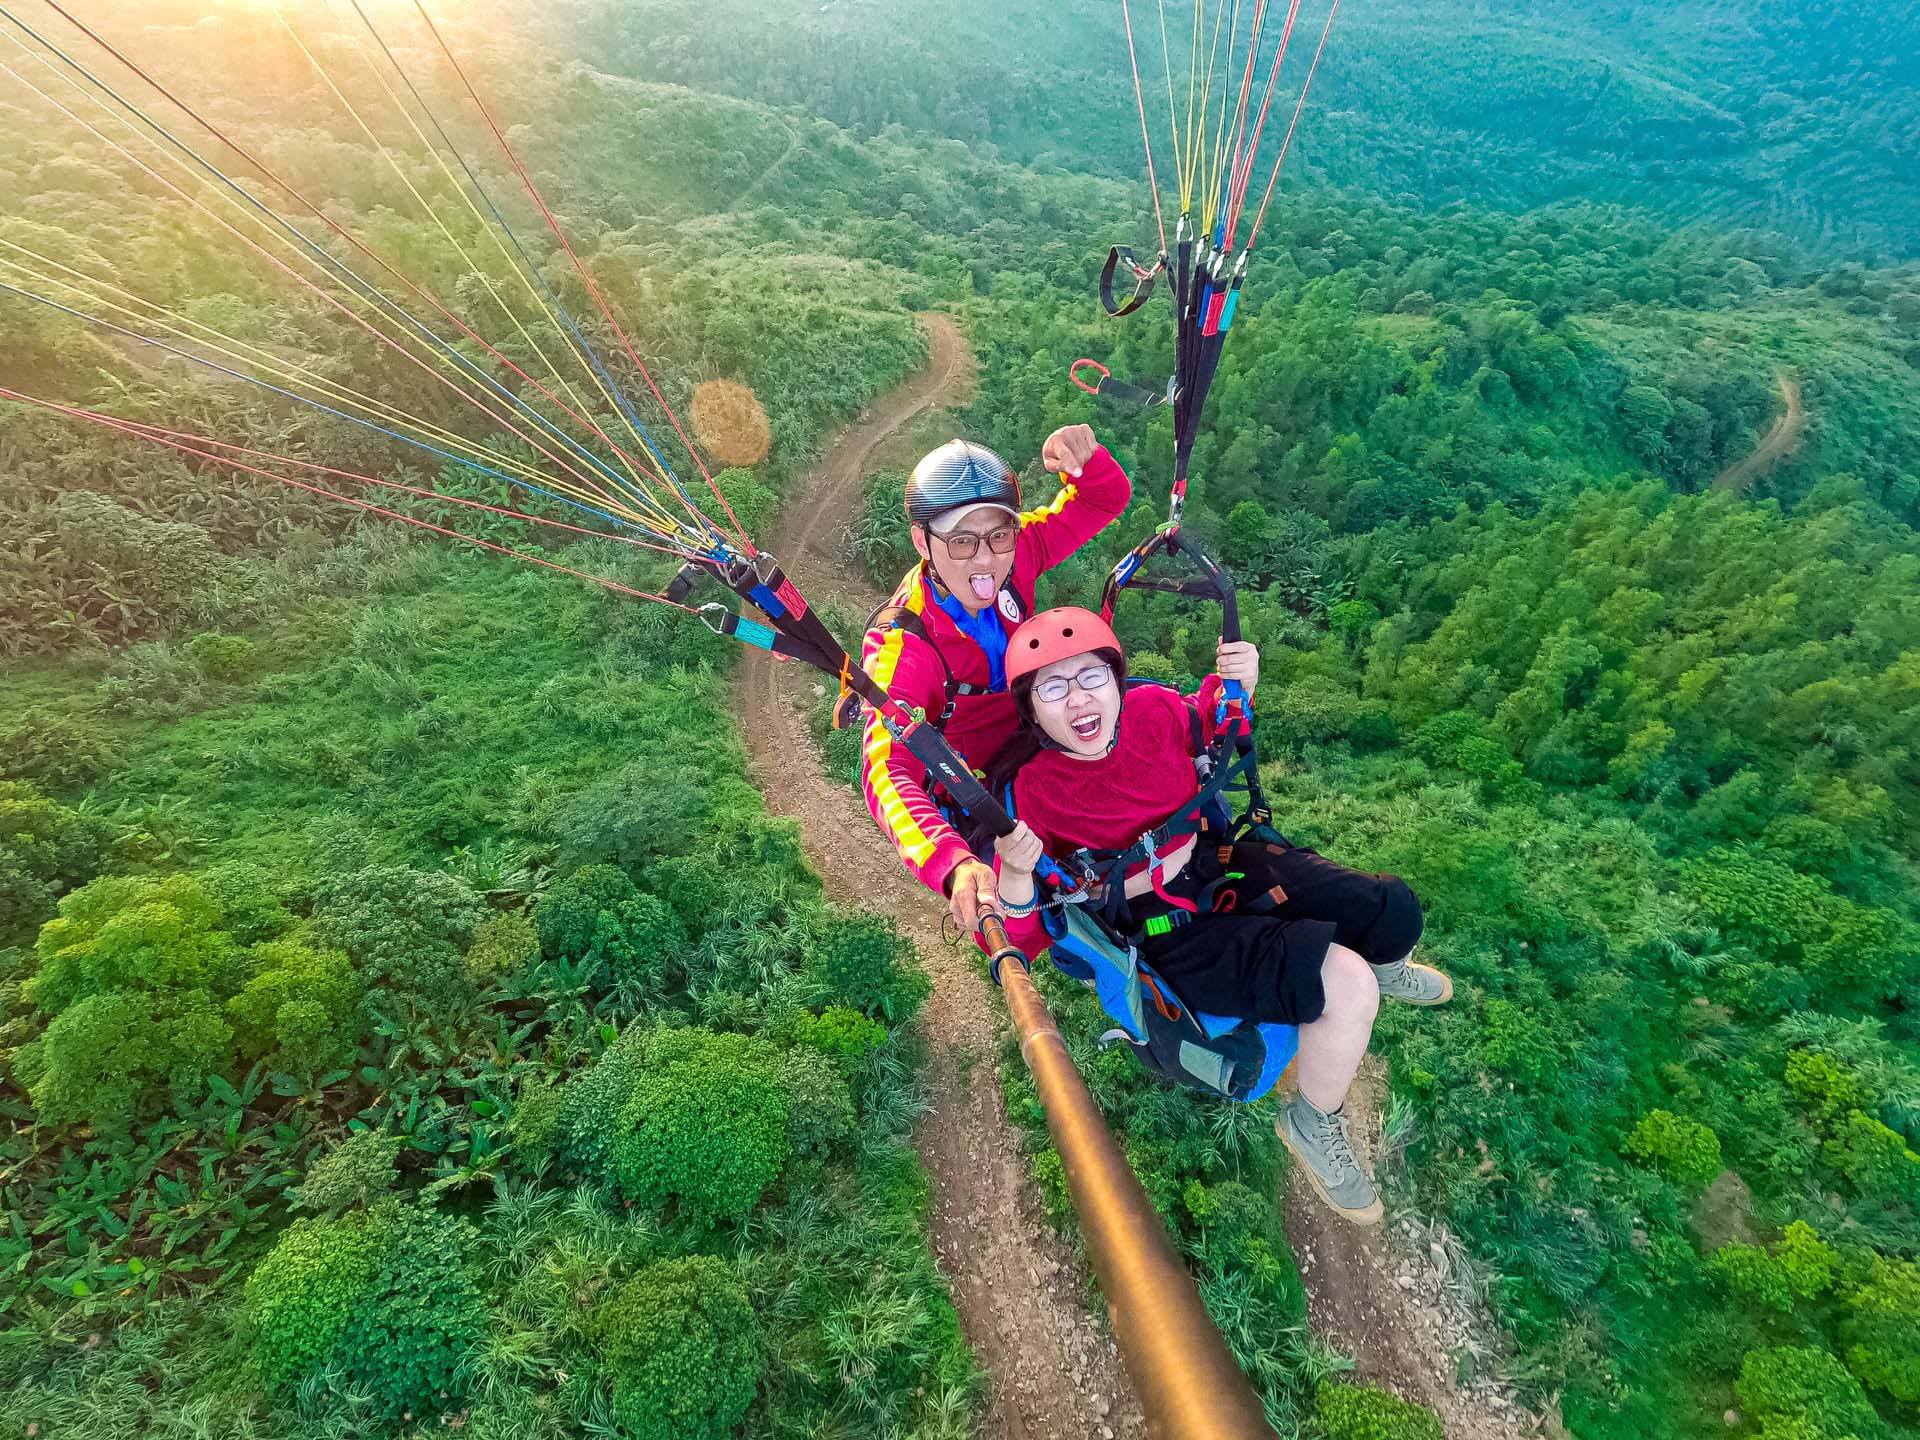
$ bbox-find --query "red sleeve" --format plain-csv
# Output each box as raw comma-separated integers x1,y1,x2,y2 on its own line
858,622,976,897
1012,445,1133,578
995,772,1057,955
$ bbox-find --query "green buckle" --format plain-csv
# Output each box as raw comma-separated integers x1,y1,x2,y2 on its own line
1144,915,1173,937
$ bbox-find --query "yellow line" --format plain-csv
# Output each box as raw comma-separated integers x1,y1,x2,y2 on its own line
301,7,663,507
0,249,684,534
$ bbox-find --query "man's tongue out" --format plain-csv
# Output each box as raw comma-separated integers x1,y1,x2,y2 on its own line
969,572,997,602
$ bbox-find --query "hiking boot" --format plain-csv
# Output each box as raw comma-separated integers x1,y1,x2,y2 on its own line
1279,1096,1383,1225
1373,956,1453,1006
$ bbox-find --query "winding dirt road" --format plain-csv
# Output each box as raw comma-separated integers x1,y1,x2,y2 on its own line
1714,371,1805,494
739,314,1146,1440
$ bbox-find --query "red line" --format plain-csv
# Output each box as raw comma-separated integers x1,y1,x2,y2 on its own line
0,386,694,573
36,0,669,501
408,0,757,555
1226,0,1302,249
1220,0,1272,234
1249,0,1342,249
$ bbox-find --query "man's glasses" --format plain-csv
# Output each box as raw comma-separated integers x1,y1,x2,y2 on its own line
933,525,1018,560
1033,663,1115,704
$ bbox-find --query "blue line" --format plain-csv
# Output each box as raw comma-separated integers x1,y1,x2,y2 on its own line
0,281,662,539
350,6,728,549
0,6,646,511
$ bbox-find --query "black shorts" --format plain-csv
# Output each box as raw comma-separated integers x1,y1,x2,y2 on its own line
1126,841,1424,1027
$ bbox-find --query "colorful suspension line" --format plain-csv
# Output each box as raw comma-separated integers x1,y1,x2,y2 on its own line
405,0,757,555
0,23,674,536
1084,0,1346,522
334,0,694,515
0,385,694,602
1075,0,1347,730
0,4,742,560
34,0,679,515
9,1,719,533
0,233,667,534
0,279,667,544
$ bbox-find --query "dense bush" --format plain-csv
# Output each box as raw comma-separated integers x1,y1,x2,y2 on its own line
225,937,360,1073
465,909,539,981
802,910,930,1023
0,781,111,947
184,631,261,683
778,1042,856,1156
292,1128,402,1212
0,705,121,791
244,1204,482,1420
1733,1346,1883,1440
791,1004,888,1066
607,1028,792,1224
15,874,366,1123
1626,1109,1725,1191
556,1023,655,1178
1840,1258,1920,1403
343,1207,486,1419
18,875,240,1125
311,865,486,1013
535,863,687,998
244,1209,390,1396
593,1255,764,1440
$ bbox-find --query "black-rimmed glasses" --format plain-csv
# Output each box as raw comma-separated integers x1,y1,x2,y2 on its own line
1032,663,1114,704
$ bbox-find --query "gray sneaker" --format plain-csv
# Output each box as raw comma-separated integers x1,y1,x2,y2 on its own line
1373,956,1453,1006
1279,1096,1383,1225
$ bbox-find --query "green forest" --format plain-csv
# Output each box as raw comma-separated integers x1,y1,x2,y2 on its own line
2,2,1916,1440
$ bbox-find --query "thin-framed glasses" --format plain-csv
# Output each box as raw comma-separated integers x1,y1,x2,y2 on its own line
935,525,1018,559
1033,663,1115,704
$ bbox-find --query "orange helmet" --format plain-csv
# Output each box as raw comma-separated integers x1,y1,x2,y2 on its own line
1006,607,1124,687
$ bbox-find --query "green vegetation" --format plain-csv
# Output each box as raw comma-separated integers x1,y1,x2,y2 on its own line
1312,1380,1446,1440
559,0,1920,259
0,12,974,1437
4,2,1917,1439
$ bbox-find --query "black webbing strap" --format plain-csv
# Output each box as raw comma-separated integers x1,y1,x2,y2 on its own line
1100,244,1163,317
1069,357,1173,410
1076,739,1262,893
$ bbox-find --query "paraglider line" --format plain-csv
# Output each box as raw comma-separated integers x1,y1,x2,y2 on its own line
34,0,681,511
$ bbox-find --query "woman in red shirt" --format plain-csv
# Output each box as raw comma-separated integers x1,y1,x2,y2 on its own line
989,608,1451,1225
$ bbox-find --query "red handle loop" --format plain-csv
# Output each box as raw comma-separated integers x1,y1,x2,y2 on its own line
1069,357,1111,396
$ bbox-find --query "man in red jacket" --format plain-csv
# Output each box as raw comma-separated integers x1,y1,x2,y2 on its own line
859,425,1132,929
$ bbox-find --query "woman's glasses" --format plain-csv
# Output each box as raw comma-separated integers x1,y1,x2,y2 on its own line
934,525,1019,559
1033,663,1115,704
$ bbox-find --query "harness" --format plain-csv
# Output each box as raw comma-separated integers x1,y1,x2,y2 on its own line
831,567,1034,734
1000,677,1299,1104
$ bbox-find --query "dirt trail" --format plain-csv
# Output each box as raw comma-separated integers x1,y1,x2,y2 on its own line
1714,371,1805,494
739,313,1146,1440
738,312,1555,1440
1288,1061,1563,1439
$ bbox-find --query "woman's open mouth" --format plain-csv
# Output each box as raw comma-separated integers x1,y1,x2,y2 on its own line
1069,714,1103,744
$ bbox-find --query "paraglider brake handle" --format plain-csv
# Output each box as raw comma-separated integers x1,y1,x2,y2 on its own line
664,561,709,605
1070,358,1111,396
